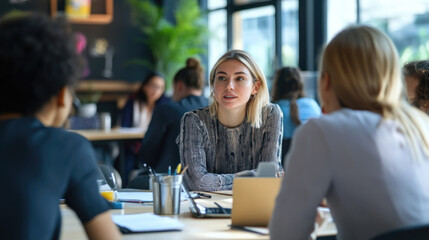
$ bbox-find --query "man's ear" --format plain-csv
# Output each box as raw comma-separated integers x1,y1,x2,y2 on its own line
57,87,67,107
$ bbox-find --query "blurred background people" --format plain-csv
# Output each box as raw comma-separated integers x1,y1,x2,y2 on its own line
119,72,167,184
120,72,167,131
403,60,429,114
129,58,208,189
271,66,321,160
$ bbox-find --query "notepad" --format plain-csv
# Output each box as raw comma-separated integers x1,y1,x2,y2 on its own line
112,213,184,233
117,192,153,203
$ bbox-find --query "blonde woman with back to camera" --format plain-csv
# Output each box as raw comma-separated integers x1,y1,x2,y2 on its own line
178,50,283,191
269,25,429,240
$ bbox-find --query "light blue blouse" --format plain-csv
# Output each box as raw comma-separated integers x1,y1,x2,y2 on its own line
277,97,321,138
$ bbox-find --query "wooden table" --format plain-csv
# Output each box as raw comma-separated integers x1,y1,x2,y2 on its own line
60,192,336,240
70,128,144,141
71,128,145,183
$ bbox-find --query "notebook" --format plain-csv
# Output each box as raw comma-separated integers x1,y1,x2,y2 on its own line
112,213,184,233
182,185,232,218
231,177,282,227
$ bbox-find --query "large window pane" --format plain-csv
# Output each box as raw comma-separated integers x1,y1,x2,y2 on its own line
233,6,275,78
360,0,429,63
282,0,299,66
208,10,227,71
208,0,226,10
234,0,271,5
327,0,357,41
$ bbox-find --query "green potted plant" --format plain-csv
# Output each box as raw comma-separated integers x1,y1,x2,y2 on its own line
127,0,208,90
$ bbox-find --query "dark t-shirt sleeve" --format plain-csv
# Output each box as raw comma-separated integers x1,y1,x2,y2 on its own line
64,135,110,224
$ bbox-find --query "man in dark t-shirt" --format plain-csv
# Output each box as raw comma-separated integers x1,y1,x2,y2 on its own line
0,12,120,240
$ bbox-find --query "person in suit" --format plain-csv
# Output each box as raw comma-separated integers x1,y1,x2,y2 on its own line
0,12,121,240
270,25,429,240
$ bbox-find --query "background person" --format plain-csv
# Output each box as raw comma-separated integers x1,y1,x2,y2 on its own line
0,12,121,240
178,50,283,191
271,66,321,159
129,58,208,188
138,58,208,173
269,25,429,240
120,72,167,132
120,72,167,184
403,60,429,114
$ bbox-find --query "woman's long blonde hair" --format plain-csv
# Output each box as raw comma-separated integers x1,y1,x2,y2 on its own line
209,50,270,128
321,25,429,161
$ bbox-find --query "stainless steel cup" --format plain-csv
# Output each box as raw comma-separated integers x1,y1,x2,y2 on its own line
150,174,183,215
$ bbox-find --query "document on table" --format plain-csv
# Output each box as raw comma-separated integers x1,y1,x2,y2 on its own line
117,192,153,203
112,213,184,233
117,191,197,203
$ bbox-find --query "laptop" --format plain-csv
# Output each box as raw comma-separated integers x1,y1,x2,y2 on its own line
231,177,282,227
182,185,232,218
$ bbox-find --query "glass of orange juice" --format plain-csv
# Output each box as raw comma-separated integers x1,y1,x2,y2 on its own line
97,179,117,202
100,190,116,202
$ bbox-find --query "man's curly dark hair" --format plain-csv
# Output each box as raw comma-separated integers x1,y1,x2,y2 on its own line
403,60,429,109
0,11,82,115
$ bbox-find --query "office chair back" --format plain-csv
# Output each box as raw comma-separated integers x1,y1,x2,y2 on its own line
98,163,122,189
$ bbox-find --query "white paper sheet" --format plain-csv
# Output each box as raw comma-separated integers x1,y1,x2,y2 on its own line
112,213,184,232
117,192,153,202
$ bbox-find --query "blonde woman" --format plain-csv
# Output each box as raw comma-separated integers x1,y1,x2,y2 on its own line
270,25,429,240
178,50,283,191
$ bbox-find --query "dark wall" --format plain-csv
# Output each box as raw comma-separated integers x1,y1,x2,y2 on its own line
0,0,152,83
71,0,149,82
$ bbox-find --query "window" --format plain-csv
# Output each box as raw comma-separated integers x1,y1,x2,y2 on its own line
234,0,271,5
327,0,357,41
208,9,227,70
360,0,429,63
233,5,276,78
281,0,299,66
208,0,226,9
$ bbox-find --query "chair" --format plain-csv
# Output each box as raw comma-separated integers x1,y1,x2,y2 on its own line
371,224,429,240
98,163,122,189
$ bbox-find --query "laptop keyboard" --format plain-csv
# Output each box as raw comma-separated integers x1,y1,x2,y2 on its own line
205,207,232,214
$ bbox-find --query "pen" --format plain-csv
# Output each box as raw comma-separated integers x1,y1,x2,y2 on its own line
180,165,189,175
168,165,171,175
214,202,227,214
119,200,147,204
174,163,182,175
197,192,212,199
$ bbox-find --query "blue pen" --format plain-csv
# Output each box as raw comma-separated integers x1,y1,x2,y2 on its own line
168,165,171,175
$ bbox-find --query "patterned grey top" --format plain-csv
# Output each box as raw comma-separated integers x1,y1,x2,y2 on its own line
178,103,283,191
